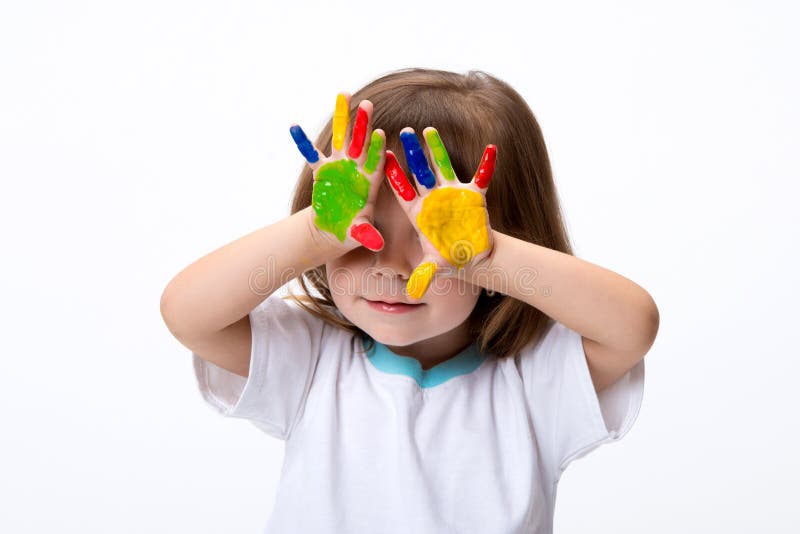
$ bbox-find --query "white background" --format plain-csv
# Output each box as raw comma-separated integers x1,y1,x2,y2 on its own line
2,0,798,532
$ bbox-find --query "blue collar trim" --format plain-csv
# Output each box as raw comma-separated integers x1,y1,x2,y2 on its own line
360,336,488,388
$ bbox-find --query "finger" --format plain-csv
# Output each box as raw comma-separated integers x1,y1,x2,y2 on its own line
289,124,322,169
363,129,385,176
348,100,372,160
406,260,438,300
332,92,350,154
385,151,417,202
422,127,457,183
400,128,437,192
350,217,384,251
473,144,497,190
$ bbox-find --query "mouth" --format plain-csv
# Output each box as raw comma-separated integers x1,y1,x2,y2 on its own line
363,297,425,314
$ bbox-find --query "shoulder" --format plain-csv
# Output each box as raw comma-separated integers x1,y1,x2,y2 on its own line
514,319,603,400
517,319,573,366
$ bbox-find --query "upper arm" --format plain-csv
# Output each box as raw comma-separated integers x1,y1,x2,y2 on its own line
188,293,330,440
583,297,659,392
180,314,252,378
582,336,646,393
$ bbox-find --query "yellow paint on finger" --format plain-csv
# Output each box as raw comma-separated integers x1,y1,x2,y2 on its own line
407,261,437,300
416,188,489,268
332,93,349,151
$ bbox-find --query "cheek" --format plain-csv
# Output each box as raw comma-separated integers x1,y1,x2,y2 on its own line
325,253,374,299
427,276,483,300
422,289,480,335
326,261,357,298
422,278,481,325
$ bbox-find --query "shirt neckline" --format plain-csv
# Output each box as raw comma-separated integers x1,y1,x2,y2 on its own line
360,336,488,388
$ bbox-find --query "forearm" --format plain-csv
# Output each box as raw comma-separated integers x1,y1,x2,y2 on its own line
472,230,659,352
160,205,345,338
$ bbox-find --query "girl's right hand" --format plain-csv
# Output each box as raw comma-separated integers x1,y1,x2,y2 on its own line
290,93,387,252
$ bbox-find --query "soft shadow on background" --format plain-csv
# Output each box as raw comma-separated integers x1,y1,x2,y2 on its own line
1,1,798,532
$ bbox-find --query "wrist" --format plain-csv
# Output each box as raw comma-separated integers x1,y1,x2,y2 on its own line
461,230,498,289
301,205,356,262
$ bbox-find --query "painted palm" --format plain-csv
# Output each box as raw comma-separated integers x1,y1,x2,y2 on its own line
386,127,497,300
290,93,386,251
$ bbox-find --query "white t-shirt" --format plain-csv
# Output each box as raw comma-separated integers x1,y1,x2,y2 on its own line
192,291,645,534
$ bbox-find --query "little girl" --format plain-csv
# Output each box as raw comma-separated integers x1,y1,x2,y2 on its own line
161,68,658,534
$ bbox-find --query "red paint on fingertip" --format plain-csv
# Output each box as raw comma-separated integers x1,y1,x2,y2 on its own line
348,107,369,159
351,223,384,251
474,145,497,189
385,152,417,201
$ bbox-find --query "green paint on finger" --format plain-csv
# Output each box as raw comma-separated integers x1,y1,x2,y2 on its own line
364,131,384,174
424,130,456,181
312,159,371,242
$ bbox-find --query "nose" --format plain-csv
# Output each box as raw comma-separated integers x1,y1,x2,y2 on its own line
371,236,413,281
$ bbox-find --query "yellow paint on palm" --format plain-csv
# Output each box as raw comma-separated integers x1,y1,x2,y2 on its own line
332,93,349,151
407,261,437,300
416,188,489,268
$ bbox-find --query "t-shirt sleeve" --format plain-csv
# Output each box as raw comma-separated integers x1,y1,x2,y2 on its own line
191,291,328,441
517,319,645,483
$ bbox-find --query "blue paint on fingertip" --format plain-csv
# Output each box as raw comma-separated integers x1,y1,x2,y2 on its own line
400,131,436,189
290,125,319,164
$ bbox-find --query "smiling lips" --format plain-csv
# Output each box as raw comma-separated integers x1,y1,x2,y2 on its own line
364,298,424,314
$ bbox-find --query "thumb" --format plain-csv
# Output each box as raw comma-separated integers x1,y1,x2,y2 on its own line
349,217,384,252
406,258,438,301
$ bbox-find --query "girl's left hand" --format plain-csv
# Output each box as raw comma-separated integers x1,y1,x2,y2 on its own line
385,127,497,301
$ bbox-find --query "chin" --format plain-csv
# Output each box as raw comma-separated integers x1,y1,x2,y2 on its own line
361,326,422,347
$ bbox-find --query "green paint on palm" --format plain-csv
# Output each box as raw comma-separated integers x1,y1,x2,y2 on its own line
364,131,384,174
424,130,456,181
312,159,370,241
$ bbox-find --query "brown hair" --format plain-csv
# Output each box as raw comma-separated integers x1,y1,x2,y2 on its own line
284,68,574,360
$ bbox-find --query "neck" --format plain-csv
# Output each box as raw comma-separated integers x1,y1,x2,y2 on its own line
383,320,474,371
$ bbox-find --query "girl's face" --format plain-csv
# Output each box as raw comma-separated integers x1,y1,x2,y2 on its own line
325,185,482,359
